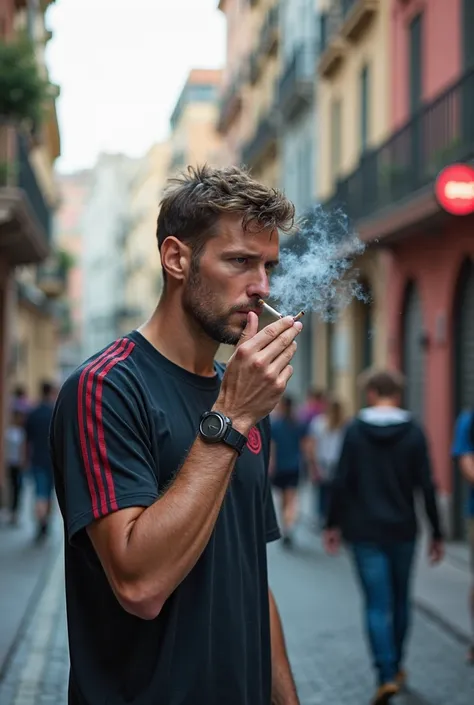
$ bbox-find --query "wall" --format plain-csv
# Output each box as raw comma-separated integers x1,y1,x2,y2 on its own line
317,0,391,199
390,0,462,131
386,218,474,495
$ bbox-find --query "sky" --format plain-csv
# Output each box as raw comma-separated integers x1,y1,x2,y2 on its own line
45,0,226,173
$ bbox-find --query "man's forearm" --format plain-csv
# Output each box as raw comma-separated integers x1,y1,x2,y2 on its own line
269,589,299,705
109,432,245,613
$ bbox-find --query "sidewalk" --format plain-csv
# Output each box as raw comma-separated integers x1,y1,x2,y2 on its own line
297,483,472,645
0,481,62,679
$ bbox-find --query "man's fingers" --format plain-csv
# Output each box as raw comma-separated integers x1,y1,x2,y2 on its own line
244,316,297,353
236,312,259,348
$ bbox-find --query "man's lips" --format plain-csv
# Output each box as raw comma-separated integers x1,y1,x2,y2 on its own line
234,308,262,316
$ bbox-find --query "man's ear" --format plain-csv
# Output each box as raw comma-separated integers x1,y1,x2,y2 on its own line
160,237,191,283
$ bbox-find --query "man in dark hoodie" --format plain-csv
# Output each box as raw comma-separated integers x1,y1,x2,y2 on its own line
323,369,444,705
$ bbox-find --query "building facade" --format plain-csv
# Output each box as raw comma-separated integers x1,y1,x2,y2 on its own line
313,0,391,413
323,0,474,537
81,154,139,360
168,69,222,176
55,170,91,382
121,142,170,334
0,0,61,480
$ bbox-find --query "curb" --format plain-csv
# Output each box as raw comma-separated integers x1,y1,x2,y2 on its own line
0,537,62,683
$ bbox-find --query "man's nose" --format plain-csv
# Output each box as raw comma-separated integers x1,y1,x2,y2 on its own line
247,269,270,300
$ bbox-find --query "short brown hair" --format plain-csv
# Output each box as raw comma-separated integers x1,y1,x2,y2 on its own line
360,369,406,399
156,164,295,280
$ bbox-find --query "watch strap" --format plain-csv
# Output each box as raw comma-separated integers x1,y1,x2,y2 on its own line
223,425,248,456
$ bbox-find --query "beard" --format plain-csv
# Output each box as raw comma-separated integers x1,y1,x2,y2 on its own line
182,267,246,346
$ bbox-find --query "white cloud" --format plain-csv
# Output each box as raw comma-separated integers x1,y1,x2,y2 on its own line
46,0,225,172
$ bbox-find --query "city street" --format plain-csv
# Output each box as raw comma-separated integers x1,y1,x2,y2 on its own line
0,503,473,705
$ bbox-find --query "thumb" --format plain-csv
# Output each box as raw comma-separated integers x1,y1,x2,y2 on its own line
236,311,258,347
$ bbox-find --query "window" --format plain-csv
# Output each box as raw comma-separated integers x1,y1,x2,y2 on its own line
360,64,370,153
330,99,342,181
409,14,423,114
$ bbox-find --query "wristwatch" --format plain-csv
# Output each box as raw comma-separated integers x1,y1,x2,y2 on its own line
199,411,248,456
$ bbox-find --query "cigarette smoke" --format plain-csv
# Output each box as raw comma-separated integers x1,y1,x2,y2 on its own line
270,205,369,321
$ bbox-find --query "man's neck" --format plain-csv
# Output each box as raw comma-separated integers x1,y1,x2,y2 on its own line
138,296,220,378
371,399,398,409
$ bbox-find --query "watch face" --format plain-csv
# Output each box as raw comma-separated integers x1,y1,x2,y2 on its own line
200,413,226,441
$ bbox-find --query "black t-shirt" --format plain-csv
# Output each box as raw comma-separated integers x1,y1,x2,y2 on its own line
50,330,280,705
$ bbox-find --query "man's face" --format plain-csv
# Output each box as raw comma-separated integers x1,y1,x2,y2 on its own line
182,214,280,345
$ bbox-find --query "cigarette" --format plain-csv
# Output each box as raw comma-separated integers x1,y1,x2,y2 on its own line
293,310,305,321
258,299,283,319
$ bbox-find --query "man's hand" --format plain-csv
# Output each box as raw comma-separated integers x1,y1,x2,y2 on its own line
215,313,302,434
323,528,341,556
428,539,444,565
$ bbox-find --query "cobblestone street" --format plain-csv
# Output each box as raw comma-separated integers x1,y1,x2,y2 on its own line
1,519,473,705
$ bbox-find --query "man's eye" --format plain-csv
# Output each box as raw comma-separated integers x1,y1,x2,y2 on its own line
233,258,248,265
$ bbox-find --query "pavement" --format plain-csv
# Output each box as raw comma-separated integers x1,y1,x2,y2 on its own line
0,485,473,705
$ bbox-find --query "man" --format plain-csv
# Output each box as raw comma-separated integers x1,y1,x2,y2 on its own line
452,407,474,664
26,381,56,540
323,370,444,705
50,165,302,705
270,396,310,547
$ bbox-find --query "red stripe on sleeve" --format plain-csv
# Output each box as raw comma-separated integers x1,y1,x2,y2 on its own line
77,340,124,519
94,340,136,512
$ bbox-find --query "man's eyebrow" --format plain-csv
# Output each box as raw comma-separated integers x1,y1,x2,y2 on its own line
222,250,279,266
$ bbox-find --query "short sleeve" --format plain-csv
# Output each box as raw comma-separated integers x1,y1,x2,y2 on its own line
260,416,280,543
452,411,474,457
50,365,159,544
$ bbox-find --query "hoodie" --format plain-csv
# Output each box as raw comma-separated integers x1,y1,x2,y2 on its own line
326,407,443,543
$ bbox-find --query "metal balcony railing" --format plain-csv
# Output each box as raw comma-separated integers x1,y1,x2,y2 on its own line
325,66,474,221
16,131,52,241
278,43,316,119
241,110,278,167
217,71,244,132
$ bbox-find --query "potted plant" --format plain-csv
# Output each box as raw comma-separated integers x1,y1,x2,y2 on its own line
0,35,50,126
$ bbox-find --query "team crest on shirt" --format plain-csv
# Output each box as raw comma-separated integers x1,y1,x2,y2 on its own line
247,427,262,455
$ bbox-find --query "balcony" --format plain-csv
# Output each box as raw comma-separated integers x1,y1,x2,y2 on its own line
242,108,278,167
318,10,347,79
249,49,263,86
36,251,69,298
260,3,280,59
217,71,244,133
340,0,379,42
279,43,315,122
324,66,474,242
0,124,51,266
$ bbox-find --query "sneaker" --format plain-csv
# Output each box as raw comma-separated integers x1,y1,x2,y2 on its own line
395,669,407,688
372,683,399,705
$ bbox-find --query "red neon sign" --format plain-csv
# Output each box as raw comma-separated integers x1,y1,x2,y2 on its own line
435,163,474,216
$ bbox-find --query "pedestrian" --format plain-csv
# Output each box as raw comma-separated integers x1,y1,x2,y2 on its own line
26,381,57,541
270,395,310,547
451,406,474,664
323,369,444,705
5,409,27,525
308,396,346,530
50,165,302,705
298,387,326,425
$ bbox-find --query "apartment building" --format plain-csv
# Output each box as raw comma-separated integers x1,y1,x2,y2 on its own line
168,69,222,175
320,0,474,537
55,170,91,382
81,154,139,360
121,142,171,333
313,0,390,413
0,0,61,478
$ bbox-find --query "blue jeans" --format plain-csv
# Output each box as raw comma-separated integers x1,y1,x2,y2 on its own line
351,541,416,684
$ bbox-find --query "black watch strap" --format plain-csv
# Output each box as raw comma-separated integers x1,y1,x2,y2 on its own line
223,425,248,456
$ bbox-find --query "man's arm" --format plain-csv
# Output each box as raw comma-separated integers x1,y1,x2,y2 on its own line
460,454,474,484
83,315,300,620
269,589,299,705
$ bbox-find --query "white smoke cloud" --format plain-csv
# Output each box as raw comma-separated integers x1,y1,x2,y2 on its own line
270,205,369,321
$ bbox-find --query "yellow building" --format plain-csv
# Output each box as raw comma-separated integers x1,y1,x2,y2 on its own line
168,69,222,175
218,0,280,188
10,0,63,406
121,142,171,333
313,0,391,412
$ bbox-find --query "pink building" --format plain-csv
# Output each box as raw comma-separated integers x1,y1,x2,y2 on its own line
326,0,474,537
